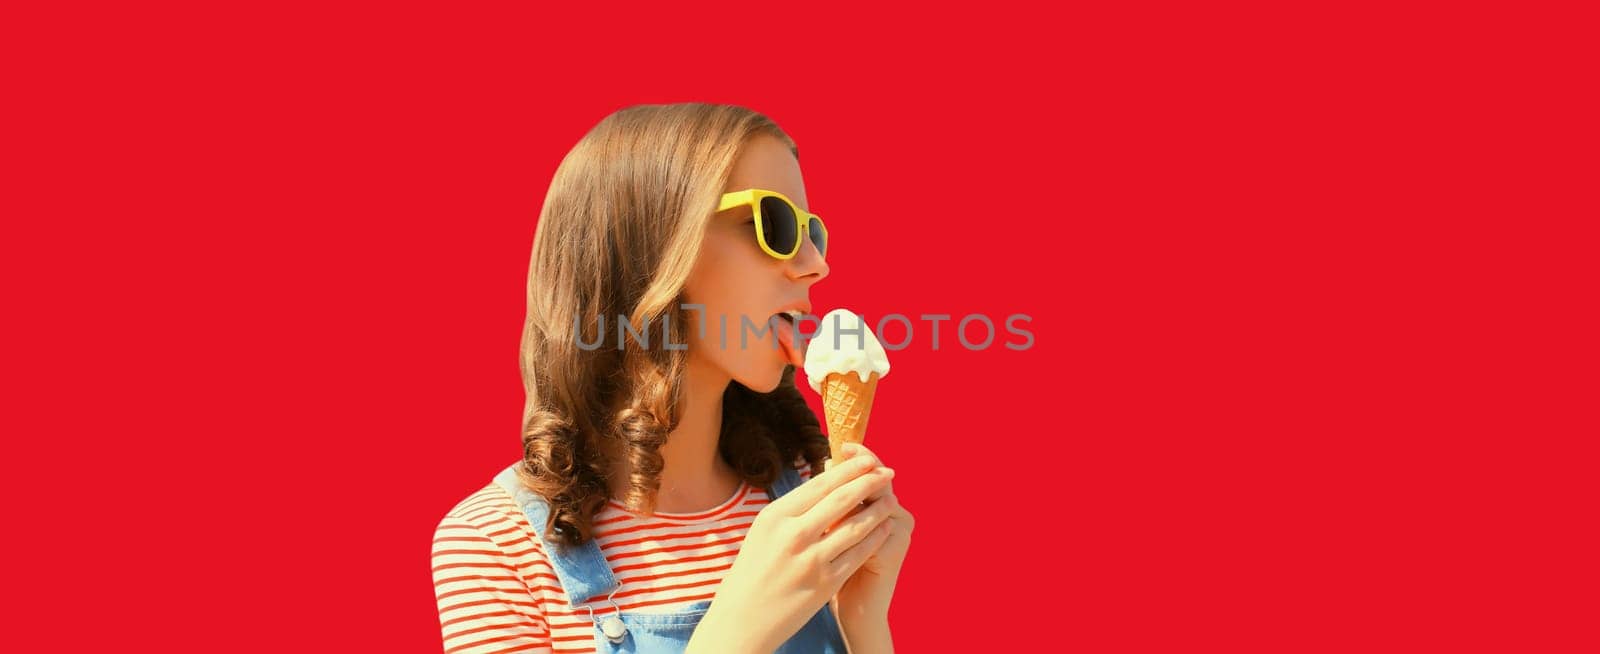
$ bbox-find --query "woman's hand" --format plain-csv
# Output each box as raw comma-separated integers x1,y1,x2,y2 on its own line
831,442,915,639
687,449,897,653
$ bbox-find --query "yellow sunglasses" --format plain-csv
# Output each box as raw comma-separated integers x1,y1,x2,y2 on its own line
718,188,829,260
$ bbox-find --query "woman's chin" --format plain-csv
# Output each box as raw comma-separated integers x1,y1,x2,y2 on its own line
733,367,785,394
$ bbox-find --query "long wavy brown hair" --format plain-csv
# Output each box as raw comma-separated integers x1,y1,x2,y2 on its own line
515,103,830,547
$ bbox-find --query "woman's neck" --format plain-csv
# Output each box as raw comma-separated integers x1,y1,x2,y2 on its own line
609,356,742,514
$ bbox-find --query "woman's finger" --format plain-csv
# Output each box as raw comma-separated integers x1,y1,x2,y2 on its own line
801,466,894,534
828,519,894,580
819,497,895,562
832,442,881,468
768,452,879,516
825,479,899,532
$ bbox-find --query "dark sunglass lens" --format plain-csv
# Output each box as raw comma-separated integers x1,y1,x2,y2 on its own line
808,217,827,256
758,197,799,255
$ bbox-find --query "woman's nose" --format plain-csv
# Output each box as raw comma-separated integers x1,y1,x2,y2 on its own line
785,235,829,282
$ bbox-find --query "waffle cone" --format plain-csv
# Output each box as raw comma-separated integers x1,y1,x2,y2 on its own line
822,371,879,461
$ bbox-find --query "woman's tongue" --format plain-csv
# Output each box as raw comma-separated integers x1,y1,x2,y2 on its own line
773,314,804,367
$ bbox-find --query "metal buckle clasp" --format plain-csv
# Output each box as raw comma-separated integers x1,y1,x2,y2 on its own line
582,585,627,644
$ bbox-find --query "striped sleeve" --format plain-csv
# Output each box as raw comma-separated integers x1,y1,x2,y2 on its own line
432,514,554,654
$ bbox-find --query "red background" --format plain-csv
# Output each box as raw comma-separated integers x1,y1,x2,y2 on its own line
5,2,1594,652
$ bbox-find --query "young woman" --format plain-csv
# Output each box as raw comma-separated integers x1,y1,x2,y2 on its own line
431,103,914,653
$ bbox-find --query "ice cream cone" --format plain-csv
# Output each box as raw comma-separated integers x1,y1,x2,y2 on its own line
822,371,879,461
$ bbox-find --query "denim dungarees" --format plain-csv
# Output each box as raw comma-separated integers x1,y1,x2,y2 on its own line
492,462,849,653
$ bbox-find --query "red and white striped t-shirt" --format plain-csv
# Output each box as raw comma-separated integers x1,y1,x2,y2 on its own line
431,460,813,654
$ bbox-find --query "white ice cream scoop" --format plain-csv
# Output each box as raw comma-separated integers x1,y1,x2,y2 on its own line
803,309,891,393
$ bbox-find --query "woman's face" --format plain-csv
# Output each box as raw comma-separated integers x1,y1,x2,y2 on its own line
684,135,830,392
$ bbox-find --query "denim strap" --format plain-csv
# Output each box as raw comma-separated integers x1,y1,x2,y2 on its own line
765,459,806,500
493,463,621,609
